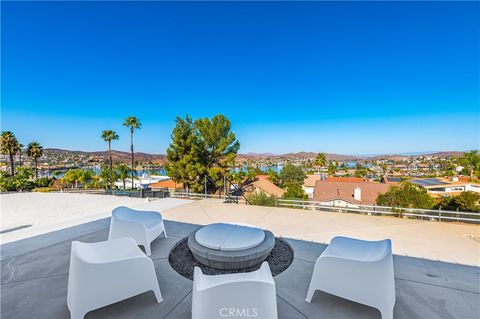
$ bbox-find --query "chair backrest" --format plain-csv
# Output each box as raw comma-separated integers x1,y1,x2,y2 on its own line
112,206,161,223
112,206,134,219
193,262,278,319
327,236,392,263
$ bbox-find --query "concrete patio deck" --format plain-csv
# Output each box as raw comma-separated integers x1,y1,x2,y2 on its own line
1,197,479,318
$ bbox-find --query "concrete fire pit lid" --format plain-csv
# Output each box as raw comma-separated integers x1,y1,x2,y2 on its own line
194,223,265,252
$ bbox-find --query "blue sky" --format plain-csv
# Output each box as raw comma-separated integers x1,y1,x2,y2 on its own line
2,1,479,155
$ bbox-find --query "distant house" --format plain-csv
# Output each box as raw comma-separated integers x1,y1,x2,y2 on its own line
303,174,322,198
313,181,389,207
409,178,480,197
150,179,184,191
246,177,285,198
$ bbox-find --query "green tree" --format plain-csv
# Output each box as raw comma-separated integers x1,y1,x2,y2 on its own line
62,169,83,188
267,169,280,186
79,169,95,188
282,183,308,200
0,131,21,176
123,116,141,189
101,130,119,174
115,163,131,189
279,164,306,187
460,150,480,181
166,114,240,193
166,116,204,192
376,182,435,209
195,115,240,192
314,152,327,168
0,167,35,191
247,190,278,207
327,162,337,176
437,192,480,212
99,166,118,189
26,142,44,180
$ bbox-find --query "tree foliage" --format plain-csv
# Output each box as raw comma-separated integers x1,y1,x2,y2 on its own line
0,167,35,191
247,190,278,207
166,115,240,193
279,164,306,187
376,182,435,209
1,131,21,176
282,183,308,200
314,153,327,167
101,130,119,173
460,150,480,180
123,116,141,188
115,163,130,189
436,192,480,212
26,141,43,179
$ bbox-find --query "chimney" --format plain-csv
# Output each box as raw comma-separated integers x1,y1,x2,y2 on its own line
353,187,362,201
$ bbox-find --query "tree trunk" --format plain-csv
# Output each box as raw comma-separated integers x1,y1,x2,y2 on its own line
34,158,38,180
123,179,126,190
108,141,113,172
9,153,15,176
130,128,134,189
108,141,113,188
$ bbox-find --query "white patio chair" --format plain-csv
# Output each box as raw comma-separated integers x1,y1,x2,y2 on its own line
109,206,167,256
192,262,278,319
305,236,395,319
67,237,162,319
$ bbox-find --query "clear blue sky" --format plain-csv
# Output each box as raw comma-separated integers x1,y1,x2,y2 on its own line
2,1,479,155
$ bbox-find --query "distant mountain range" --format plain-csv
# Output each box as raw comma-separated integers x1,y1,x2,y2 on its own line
44,148,464,164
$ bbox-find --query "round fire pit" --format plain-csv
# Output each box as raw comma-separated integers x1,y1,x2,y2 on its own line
188,223,275,270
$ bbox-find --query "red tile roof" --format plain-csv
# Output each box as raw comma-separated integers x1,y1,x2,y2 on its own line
251,178,285,197
326,177,369,183
313,181,389,205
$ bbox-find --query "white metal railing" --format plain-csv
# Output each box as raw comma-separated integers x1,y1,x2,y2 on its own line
166,191,480,224
274,198,480,223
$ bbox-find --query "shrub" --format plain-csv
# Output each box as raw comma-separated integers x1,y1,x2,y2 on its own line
282,183,308,200
0,167,35,192
376,182,435,209
247,190,278,207
35,177,54,188
436,192,480,212
32,187,55,192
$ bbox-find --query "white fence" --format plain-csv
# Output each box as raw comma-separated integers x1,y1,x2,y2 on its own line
168,191,480,224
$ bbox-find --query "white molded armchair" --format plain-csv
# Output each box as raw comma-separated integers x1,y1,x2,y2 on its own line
109,206,167,256
192,262,278,319
67,238,162,319
305,236,395,319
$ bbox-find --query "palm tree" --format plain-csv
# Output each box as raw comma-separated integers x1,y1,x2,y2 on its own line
123,116,141,189
26,142,44,180
461,150,480,181
100,130,119,173
0,131,21,176
115,163,130,189
314,152,327,168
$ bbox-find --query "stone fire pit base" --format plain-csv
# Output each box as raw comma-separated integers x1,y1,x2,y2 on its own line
169,236,294,280
187,229,275,270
